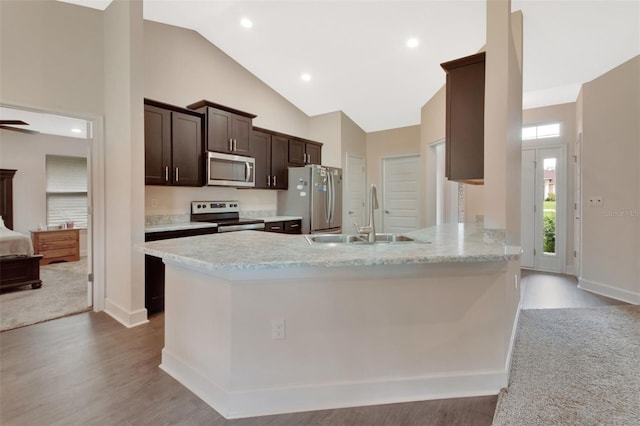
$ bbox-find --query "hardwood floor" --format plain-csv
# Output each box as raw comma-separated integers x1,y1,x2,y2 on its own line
0,270,627,425
520,269,627,310
0,312,496,426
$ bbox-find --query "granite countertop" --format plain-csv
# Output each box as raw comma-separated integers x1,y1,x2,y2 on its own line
142,223,520,272
145,222,218,233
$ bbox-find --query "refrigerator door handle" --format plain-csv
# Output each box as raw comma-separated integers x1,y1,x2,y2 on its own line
329,171,335,224
325,171,331,224
327,171,332,224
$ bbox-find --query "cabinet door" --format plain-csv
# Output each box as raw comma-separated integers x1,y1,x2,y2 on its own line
306,142,322,165
271,135,289,189
144,104,171,185
288,138,306,166
284,220,302,234
443,52,485,182
145,254,165,315
207,107,233,153
231,115,252,155
172,112,203,186
251,130,271,189
264,221,285,233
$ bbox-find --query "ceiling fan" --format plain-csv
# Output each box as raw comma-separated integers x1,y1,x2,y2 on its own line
0,119,40,134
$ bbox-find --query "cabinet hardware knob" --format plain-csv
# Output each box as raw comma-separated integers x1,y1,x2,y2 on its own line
229,139,233,151
175,168,179,182
271,226,281,230
268,175,271,186
348,211,354,214
290,224,299,228
165,166,169,181
273,175,277,186
385,210,390,214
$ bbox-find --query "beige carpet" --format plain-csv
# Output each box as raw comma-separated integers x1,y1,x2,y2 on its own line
493,305,640,425
0,258,90,331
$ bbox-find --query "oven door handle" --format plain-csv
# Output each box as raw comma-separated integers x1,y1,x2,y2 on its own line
217,223,265,233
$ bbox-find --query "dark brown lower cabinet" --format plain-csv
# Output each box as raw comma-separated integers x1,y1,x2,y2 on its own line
144,227,217,315
145,255,165,315
264,219,302,234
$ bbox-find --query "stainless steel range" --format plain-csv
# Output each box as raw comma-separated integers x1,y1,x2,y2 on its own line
190,201,265,233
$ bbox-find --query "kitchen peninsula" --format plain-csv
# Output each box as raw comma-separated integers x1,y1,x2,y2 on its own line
142,224,521,419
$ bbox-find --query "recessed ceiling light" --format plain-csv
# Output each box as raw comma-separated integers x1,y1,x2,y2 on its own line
240,18,253,29
71,128,82,133
301,73,312,82
406,38,420,49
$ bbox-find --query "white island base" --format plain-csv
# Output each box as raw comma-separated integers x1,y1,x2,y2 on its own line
159,259,521,419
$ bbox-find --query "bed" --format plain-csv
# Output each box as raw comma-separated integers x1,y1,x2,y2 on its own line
0,169,43,291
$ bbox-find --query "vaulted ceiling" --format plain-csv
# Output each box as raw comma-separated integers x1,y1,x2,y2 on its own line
50,1,640,132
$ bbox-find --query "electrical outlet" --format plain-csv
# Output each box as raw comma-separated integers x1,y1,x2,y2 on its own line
587,196,603,207
271,319,285,340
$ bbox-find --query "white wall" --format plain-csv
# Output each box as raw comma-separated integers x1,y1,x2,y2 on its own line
579,55,640,304
0,1,104,116
102,0,146,326
483,4,523,244
309,111,342,168
0,131,89,254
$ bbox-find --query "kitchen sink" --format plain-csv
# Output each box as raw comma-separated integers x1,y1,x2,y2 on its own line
305,234,366,244
373,233,415,243
305,233,417,245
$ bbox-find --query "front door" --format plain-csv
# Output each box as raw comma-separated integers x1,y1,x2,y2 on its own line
521,146,566,272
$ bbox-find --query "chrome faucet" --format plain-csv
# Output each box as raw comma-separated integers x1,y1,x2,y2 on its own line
354,184,379,243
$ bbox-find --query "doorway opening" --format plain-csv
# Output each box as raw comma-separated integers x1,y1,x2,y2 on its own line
0,105,103,330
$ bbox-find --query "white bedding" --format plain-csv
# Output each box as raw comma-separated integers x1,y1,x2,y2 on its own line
0,227,34,256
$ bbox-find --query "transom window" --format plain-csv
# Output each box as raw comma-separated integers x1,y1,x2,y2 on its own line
522,123,560,140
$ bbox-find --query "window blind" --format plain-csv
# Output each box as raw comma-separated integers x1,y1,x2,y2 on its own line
46,155,88,228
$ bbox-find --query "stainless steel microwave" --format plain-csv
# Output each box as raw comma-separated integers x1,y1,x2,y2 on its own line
207,151,255,187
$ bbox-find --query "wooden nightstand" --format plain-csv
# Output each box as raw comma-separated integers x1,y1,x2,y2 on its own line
30,229,80,265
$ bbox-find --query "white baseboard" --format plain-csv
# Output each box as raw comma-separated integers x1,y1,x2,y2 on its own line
504,291,524,376
565,263,576,276
578,278,640,305
104,298,149,328
161,349,507,420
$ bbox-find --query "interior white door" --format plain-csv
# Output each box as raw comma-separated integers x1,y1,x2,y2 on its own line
382,155,419,233
345,153,366,234
521,146,566,272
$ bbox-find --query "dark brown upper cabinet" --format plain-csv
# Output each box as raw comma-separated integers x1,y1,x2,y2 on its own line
187,100,256,156
251,128,289,190
144,99,204,186
440,52,485,185
289,138,322,166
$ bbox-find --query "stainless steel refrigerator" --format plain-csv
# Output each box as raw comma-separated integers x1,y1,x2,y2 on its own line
278,165,342,234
